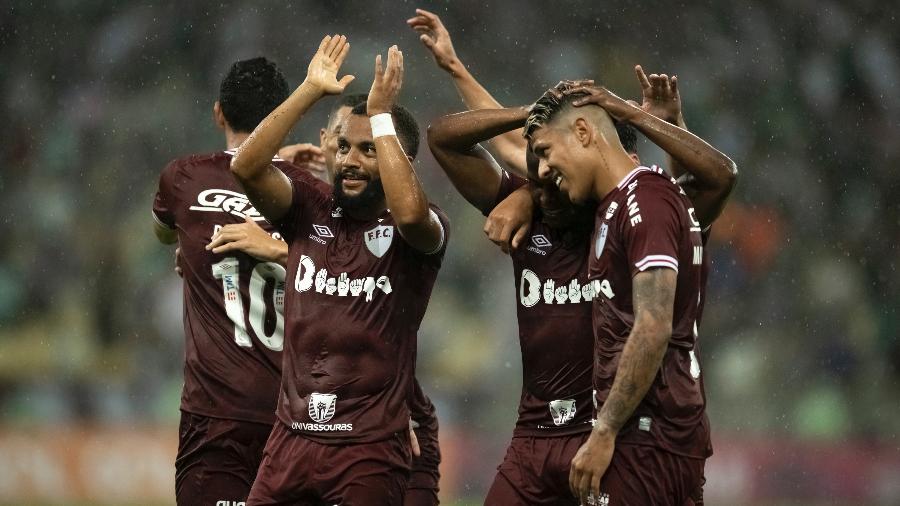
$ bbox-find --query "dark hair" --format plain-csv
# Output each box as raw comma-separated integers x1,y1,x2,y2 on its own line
524,81,637,154
349,102,420,159
218,57,290,133
327,94,368,129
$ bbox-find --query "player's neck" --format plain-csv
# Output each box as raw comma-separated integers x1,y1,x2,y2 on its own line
593,149,639,200
225,131,251,151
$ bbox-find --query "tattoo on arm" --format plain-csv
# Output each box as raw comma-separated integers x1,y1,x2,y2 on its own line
597,268,676,432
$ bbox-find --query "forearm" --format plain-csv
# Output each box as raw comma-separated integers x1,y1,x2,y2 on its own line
445,62,528,174
595,324,669,434
429,107,529,150
376,136,430,225
231,82,324,181
625,107,736,191
664,115,689,179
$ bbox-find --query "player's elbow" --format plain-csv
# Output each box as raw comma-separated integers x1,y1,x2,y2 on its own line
229,154,258,182
635,315,672,347
392,206,431,230
426,120,451,149
722,158,738,189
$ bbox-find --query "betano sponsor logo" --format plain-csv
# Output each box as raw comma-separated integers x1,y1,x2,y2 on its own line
518,269,614,307
294,255,392,302
190,189,264,221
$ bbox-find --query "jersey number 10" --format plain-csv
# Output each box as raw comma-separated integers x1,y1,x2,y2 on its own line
211,257,285,351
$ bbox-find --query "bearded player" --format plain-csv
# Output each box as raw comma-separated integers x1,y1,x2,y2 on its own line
209,91,442,506
230,36,449,505
521,81,736,505
152,57,322,505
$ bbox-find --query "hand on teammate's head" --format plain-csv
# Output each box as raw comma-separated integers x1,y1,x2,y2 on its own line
634,64,683,124
406,8,459,72
304,34,355,96
367,46,404,116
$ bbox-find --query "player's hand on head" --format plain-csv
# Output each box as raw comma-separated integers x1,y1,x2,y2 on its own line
206,216,280,262
548,79,595,100
305,34,355,95
367,45,404,116
483,188,533,255
634,64,683,124
406,8,459,72
564,84,635,122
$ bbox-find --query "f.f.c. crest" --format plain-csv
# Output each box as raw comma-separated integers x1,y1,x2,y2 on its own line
548,399,577,426
364,224,394,258
308,392,337,423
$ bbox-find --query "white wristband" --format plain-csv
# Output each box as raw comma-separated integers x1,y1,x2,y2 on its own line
370,113,396,139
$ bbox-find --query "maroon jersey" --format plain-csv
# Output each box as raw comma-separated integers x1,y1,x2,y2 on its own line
589,166,711,459
153,150,318,425
273,176,449,443
493,171,595,437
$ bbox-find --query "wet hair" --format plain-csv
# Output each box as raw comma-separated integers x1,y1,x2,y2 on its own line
327,94,369,129
219,57,290,133
349,102,420,159
524,81,637,155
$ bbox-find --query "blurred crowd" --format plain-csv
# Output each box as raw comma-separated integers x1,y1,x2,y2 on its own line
1,0,898,499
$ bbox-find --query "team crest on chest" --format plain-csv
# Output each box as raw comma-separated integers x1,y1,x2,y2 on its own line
364,224,394,258
308,392,337,423
595,223,609,259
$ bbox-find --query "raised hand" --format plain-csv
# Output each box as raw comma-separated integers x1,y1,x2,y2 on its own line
278,143,328,181
304,34,355,95
367,45,404,116
634,65,683,125
406,9,459,72
564,85,637,122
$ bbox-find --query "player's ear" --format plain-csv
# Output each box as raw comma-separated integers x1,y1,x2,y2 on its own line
320,128,327,146
629,153,641,164
573,118,592,147
405,154,414,164
213,101,226,131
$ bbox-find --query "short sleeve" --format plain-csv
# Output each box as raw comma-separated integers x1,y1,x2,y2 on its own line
622,179,683,277
152,160,179,229
483,170,528,216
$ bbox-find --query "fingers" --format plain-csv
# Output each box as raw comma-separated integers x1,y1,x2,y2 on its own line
174,246,183,277
374,53,383,79
670,74,678,94
408,427,421,457
317,35,332,54
635,64,651,91
510,221,531,250
334,37,351,67
419,33,436,48
577,471,593,505
569,462,580,500
207,228,245,250
337,74,355,88
590,472,602,506
325,34,343,58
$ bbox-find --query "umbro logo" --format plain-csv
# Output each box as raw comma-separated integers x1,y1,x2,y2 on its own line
527,234,551,256
531,235,551,248
313,225,334,238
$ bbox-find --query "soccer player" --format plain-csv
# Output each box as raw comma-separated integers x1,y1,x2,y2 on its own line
231,36,449,505
523,82,736,505
152,57,318,505
208,92,443,506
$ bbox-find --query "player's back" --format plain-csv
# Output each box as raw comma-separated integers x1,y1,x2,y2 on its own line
153,150,321,424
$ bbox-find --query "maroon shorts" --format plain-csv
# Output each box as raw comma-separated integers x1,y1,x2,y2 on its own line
405,421,441,506
484,432,589,505
596,444,705,506
247,422,412,506
175,410,272,506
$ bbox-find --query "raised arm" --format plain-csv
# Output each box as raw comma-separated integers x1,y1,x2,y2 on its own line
427,107,529,213
367,46,443,254
407,9,528,174
230,35,354,222
569,268,677,503
567,83,737,228
630,66,737,227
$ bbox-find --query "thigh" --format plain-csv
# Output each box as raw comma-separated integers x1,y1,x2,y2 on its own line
485,436,575,506
598,445,704,506
246,424,318,506
321,434,412,506
176,412,270,506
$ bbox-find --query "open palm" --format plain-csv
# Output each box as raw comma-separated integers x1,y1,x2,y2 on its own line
306,34,355,95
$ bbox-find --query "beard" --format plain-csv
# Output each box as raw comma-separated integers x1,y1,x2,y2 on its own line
332,171,385,214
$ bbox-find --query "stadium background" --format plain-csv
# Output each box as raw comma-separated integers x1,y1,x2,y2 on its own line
1,0,898,504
